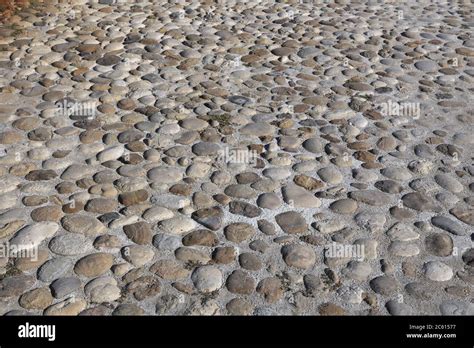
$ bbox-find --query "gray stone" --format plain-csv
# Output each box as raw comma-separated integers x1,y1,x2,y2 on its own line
38,258,73,282
370,276,399,296
281,244,316,269
191,266,223,293
50,277,81,298
431,216,466,235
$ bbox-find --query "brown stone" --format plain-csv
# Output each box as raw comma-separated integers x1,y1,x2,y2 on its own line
23,195,49,206
226,298,254,315
226,270,255,295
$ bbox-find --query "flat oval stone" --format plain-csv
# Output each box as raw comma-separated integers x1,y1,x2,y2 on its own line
386,300,413,315
49,233,93,255
175,247,211,264
150,194,189,210
151,259,190,280
85,276,121,303
402,192,442,212
374,180,404,194
123,222,152,245
439,300,474,315
425,233,453,257
97,145,124,162
281,244,316,269
9,222,59,253
192,142,221,156
97,55,121,66
388,241,420,257
143,206,174,223
224,184,256,199
369,276,399,296
275,211,308,234
228,201,262,218
317,167,343,184
61,164,97,180
182,230,218,247
256,277,283,303
342,261,372,281
159,216,197,235
405,282,433,301
330,199,358,214
354,212,386,233
19,288,53,310
44,298,86,315
415,60,438,72
74,253,114,277
449,207,474,226
349,190,391,206
0,275,36,298
257,193,281,209
226,270,255,294
191,207,224,231
61,215,106,236
434,174,464,193
85,198,118,214
281,184,321,208
191,266,223,293
423,261,453,281
38,258,73,282
50,277,81,298
380,167,412,181
386,223,419,241
119,190,149,206
303,138,323,153
147,166,183,183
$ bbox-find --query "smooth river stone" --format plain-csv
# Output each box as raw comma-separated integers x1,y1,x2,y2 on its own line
423,261,453,281
240,122,275,137
386,222,420,241
191,266,223,293
431,216,466,235
349,190,391,206
61,215,106,236
275,211,308,234
9,222,59,252
282,184,321,208
97,145,125,162
434,174,464,193
159,216,197,235
281,244,316,269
